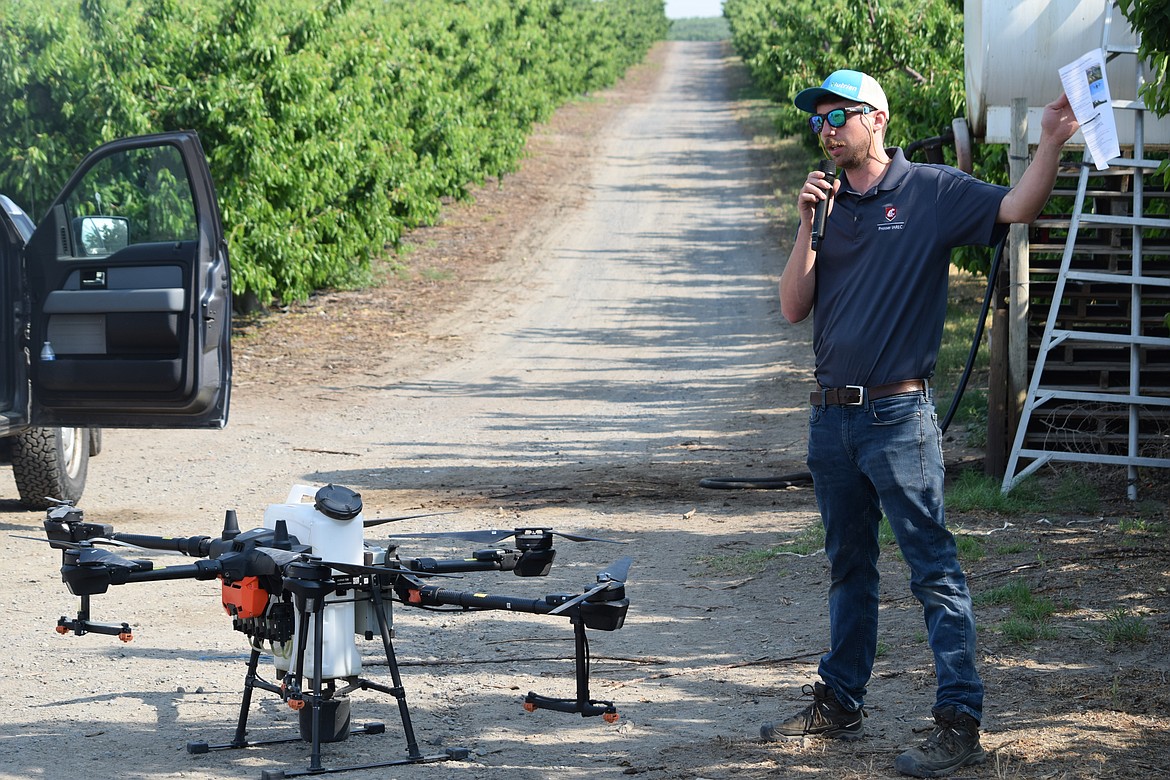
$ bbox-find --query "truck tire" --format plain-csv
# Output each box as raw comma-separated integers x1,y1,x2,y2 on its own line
12,426,89,509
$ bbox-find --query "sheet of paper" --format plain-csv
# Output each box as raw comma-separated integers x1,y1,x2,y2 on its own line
1058,48,1121,170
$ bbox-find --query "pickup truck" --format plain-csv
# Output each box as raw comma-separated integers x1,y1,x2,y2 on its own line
0,132,232,508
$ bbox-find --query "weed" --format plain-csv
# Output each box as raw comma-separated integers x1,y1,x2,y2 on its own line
955,534,985,562
975,579,1034,609
1016,598,1057,623
1000,616,1058,643
1118,517,1166,534
1094,608,1150,645
702,521,826,574
975,579,1059,644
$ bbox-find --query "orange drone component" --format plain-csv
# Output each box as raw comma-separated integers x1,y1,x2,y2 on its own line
221,576,269,619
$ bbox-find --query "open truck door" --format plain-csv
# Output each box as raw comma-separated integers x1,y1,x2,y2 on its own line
24,132,231,429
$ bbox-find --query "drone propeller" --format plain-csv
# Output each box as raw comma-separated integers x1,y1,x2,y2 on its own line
362,510,459,529
60,543,147,570
548,556,633,616
391,528,624,545
12,533,159,554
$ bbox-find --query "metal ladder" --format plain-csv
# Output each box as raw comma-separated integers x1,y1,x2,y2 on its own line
1003,2,1170,499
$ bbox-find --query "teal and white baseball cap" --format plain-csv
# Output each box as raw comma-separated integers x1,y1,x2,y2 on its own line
795,70,889,114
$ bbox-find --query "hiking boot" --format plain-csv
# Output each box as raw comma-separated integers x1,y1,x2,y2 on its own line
894,706,987,777
760,682,865,741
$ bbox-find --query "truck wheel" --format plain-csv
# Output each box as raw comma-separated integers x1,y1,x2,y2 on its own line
12,426,89,509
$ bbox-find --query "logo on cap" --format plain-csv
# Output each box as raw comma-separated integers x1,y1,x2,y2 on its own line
829,80,860,97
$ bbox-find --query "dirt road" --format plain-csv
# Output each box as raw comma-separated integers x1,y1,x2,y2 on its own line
2,40,819,780
4,41,1166,780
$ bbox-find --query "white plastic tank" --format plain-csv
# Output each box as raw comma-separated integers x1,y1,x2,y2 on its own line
264,484,364,680
965,0,1169,147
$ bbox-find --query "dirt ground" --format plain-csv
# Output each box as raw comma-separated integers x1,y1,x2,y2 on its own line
2,41,1167,780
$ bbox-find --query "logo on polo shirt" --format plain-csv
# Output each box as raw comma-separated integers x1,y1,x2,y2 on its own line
878,203,905,232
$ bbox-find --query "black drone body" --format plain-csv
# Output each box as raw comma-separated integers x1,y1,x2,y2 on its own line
36,485,632,780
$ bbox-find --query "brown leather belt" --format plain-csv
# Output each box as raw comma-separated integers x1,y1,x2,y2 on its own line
810,379,926,407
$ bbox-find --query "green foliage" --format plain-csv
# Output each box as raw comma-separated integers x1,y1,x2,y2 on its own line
722,0,1010,274
0,0,668,305
1118,0,1170,187
723,0,964,147
1118,0,1170,117
668,17,731,42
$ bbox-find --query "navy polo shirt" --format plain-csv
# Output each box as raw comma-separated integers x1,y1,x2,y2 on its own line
811,148,1009,388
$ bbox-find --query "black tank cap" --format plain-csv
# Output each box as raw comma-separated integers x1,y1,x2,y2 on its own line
314,484,363,521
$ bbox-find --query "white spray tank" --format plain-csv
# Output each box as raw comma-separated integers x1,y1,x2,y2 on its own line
265,484,364,680
965,0,1169,147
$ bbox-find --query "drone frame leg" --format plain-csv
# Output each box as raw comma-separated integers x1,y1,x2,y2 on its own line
287,586,329,772
231,646,265,747
367,576,424,760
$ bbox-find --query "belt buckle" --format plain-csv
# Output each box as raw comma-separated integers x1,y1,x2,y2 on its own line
843,385,864,406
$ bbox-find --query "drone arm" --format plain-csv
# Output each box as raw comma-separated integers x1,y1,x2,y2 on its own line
109,533,214,557
62,558,222,596
405,551,518,576
122,559,223,583
404,547,555,578
403,584,560,616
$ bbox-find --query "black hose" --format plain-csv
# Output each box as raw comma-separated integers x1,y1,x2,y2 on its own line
938,234,1005,433
698,473,814,490
700,235,1007,491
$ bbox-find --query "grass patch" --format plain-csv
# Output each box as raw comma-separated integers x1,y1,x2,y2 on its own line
975,579,1035,609
702,521,825,574
974,578,1061,645
947,470,1045,514
946,469,1100,516
1093,608,1150,646
999,616,1058,643
704,517,908,574
955,533,985,562
1118,517,1167,534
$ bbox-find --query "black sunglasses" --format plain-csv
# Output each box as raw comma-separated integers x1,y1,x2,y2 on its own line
809,105,873,134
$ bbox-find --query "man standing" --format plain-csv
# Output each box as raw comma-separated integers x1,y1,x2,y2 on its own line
760,69,1079,777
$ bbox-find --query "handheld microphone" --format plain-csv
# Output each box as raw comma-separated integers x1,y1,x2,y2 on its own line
810,159,836,253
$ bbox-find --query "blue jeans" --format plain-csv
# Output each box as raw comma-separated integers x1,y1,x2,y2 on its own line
806,390,983,722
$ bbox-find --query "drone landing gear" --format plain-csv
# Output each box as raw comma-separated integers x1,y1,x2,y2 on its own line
57,596,133,641
522,619,619,721
188,575,468,779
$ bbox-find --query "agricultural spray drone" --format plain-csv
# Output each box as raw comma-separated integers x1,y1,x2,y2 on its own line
36,483,632,779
